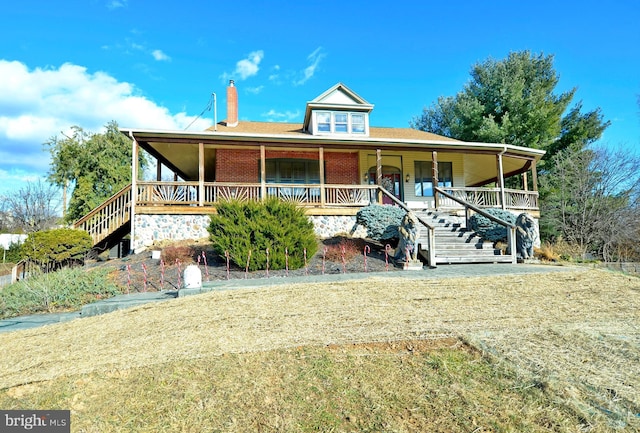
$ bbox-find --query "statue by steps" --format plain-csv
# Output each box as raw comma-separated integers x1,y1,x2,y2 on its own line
396,212,422,269
515,213,537,260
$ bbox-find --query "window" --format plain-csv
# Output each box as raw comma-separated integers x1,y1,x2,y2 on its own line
264,159,320,184
351,113,365,133
334,113,348,133
414,161,453,196
314,111,367,135
317,112,331,132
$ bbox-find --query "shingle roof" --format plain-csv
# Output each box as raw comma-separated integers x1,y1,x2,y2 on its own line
206,121,462,143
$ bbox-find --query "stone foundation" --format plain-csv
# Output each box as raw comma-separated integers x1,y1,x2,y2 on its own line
133,214,368,252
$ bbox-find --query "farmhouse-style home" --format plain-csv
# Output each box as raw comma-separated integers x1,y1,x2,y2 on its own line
75,81,544,266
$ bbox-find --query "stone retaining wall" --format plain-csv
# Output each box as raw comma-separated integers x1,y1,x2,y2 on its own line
133,214,368,252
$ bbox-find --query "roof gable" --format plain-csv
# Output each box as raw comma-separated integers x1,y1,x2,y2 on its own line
303,83,374,133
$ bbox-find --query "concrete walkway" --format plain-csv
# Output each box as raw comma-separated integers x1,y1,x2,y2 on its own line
0,263,583,334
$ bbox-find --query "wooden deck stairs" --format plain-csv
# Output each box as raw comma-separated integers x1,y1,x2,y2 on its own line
73,184,132,253
414,210,514,264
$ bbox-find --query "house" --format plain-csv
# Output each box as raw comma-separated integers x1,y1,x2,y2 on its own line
74,81,544,266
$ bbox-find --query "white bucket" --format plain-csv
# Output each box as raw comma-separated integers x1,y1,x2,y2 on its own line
183,265,202,289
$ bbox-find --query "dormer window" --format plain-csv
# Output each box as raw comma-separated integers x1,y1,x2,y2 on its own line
313,111,368,135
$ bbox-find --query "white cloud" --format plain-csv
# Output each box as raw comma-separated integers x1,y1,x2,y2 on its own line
106,0,127,10
246,86,264,95
152,49,171,61
0,60,208,195
221,50,264,82
262,109,301,123
294,47,326,86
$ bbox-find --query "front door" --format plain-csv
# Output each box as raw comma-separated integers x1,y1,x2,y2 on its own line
368,166,402,204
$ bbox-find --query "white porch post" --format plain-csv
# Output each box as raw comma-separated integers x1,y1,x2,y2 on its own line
129,131,138,254
496,152,506,210
319,147,326,206
198,142,204,206
376,148,382,203
260,144,266,201
432,151,439,209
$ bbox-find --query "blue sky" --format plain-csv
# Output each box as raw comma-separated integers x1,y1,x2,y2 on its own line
0,0,638,198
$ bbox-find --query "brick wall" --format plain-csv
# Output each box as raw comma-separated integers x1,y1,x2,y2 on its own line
215,149,359,184
216,149,260,182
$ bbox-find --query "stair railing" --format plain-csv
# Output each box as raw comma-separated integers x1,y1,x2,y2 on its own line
434,187,517,264
73,184,132,246
376,187,436,268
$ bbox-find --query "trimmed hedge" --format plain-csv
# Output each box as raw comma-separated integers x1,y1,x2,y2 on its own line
21,228,93,271
208,198,318,271
356,204,405,242
469,208,516,242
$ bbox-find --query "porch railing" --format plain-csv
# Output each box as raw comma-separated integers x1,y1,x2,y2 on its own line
133,181,538,211
438,187,538,210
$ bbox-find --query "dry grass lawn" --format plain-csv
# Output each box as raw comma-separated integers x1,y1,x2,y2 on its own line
0,266,638,431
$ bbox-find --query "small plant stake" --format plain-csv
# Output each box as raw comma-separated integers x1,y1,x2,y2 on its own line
304,248,308,275
363,245,370,272
141,263,148,292
175,259,182,288
341,245,346,274
225,250,230,280
285,248,289,276
266,248,269,278
322,246,328,275
245,250,252,279
126,264,132,294
201,251,209,281
385,244,392,271
160,259,165,289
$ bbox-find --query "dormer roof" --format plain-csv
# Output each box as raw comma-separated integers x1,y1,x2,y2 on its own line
302,82,374,132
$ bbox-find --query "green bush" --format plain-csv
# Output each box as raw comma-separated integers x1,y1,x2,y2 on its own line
469,208,516,242
0,267,121,319
21,228,93,271
208,198,318,271
3,241,24,263
356,204,405,241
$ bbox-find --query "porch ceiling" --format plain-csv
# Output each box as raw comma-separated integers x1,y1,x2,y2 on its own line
464,154,532,186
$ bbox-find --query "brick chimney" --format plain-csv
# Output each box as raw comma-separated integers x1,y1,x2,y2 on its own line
226,80,238,127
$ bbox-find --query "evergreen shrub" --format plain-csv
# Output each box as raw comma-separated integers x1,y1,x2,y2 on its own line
469,208,516,242
356,204,405,242
21,228,93,271
208,198,317,271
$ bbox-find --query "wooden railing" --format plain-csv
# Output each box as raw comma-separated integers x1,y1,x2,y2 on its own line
377,187,436,268
438,187,539,210
74,184,132,246
435,187,517,264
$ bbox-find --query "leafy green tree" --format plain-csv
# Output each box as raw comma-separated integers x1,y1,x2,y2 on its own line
411,51,609,163
45,121,147,223
21,228,93,271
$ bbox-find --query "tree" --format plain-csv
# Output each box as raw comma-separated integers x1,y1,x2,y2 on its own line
45,121,147,223
2,180,61,233
411,51,610,163
540,146,640,260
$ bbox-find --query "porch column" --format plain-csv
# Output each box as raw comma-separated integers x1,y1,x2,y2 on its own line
496,152,506,210
129,131,138,254
156,161,162,181
522,172,529,191
432,151,439,209
376,149,383,203
198,142,204,206
531,159,538,192
260,144,266,201
318,147,326,206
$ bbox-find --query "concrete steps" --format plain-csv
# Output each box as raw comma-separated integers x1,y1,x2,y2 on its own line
414,210,514,265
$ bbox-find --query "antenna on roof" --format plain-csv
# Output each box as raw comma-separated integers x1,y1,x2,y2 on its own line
184,93,216,131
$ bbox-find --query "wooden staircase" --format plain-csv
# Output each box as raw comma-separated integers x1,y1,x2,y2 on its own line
414,210,514,264
74,184,132,252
